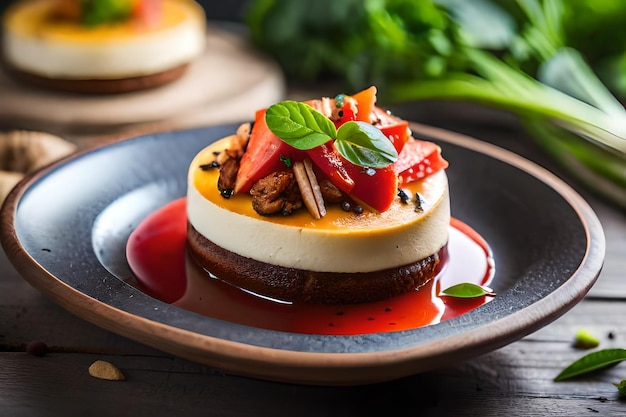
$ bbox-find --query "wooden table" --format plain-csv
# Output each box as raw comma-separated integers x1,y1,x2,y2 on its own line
1,100,625,416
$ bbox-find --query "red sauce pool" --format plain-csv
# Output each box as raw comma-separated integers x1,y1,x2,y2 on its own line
127,198,495,335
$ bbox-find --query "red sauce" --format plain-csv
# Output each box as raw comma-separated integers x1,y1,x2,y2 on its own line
127,198,495,335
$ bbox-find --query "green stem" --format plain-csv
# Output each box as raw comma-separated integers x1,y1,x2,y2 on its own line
523,117,626,208
387,49,626,155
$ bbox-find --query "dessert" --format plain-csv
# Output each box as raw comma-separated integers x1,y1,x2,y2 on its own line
186,87,450,304
2,0,206,93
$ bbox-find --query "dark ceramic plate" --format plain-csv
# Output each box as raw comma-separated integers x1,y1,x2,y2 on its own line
0,123,605,385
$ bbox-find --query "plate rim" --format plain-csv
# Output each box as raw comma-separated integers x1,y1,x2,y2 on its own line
0,122,605,385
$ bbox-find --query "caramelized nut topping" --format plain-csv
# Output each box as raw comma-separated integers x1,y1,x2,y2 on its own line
217,157,239,198
320,180,344,203
217,123,251,164
250,171,302,215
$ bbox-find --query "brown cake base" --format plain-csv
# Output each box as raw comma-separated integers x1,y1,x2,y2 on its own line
3,63,190,94
187,224,441,305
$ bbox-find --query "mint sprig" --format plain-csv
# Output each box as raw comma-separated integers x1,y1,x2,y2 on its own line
265,100,398,169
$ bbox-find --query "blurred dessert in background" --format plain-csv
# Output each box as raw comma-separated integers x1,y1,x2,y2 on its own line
1,0,206,93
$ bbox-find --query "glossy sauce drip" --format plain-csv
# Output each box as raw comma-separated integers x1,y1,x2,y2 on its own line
126,198,495,335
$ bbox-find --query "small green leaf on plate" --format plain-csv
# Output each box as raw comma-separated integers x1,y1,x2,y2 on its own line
439,283,496,299
265,101,337,150
554,348,626,381
335,121,399,168
573,329,600,349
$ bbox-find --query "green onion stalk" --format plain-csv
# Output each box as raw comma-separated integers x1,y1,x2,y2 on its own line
388,46,626,207
389,0,626,207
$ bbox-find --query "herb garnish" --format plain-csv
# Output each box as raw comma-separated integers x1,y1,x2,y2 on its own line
279,154,292,167
440,283,496,299
554,348,626,381
265,100,398,169
555,336,626,397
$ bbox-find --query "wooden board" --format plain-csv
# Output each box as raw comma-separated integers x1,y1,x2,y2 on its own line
0,25,285,135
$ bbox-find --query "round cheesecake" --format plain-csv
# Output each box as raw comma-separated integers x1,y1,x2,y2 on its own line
2,0,206,93
186,137,451,304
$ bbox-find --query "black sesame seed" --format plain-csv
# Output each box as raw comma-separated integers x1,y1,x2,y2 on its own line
220,189,234,199
338,110,344,118
341,201,352,212
353,205,363,215
414,192,425,213
398,188,411,204
199,161,220,170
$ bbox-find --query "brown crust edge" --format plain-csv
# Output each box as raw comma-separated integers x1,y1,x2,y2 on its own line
3,62,190,94
187,223,441,305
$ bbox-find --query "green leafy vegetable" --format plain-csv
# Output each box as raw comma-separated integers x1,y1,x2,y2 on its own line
554,348,626,381
440,283,496,299
247,0,455,88
265,101,398,168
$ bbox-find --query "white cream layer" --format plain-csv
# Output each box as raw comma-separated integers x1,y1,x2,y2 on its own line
187,143,451,273
2,0,205,79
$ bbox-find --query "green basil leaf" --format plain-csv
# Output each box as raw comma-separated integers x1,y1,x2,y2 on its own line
335,121,399,168
554,348,626,381
440,283,495,298
265,101,337,150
